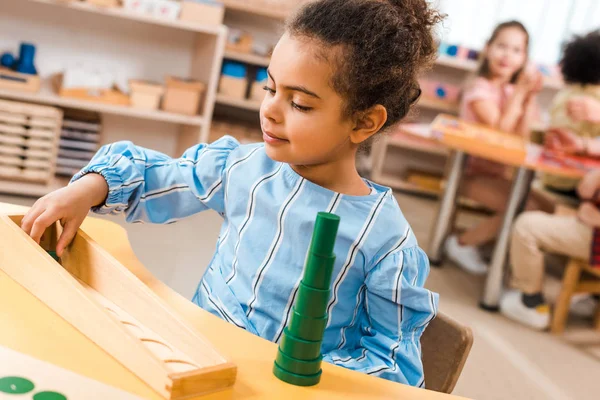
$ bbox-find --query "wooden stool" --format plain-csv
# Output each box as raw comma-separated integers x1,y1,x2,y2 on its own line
551,259,600,334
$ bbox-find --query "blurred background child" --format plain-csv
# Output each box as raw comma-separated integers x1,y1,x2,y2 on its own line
446,21,553,275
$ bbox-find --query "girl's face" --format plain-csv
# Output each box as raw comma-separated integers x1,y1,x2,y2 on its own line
486,27,528,81
260,34,356,165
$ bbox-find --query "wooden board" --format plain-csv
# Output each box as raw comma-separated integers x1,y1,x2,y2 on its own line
431,113,527,166
0,215,236,399
0,345,143,399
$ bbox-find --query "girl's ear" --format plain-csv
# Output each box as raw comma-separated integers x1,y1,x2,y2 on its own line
349,105,387,144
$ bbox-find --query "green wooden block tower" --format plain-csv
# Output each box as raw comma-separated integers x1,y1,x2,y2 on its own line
273,211,340,386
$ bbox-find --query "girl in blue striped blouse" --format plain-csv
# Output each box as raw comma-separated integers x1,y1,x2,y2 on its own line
22,0,442,387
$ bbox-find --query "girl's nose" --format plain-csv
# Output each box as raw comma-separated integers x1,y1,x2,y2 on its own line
262,94,283,124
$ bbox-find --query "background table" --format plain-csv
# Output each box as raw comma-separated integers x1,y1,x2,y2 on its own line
0,202,466,400
400,116,589,310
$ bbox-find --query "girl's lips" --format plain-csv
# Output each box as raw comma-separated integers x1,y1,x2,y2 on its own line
263,131,288,145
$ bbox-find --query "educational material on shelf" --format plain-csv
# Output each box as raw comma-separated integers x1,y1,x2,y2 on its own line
180,0,225,25
0,99,62,185
226,29,254,54
162,76,206,116
0,67,40,93
0,215,238,399
219,61,248,99
56,110,101,178
0,345,143,400
54,71,130,107
129,80,164,110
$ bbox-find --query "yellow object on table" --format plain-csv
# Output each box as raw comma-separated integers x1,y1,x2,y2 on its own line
0,202,467,400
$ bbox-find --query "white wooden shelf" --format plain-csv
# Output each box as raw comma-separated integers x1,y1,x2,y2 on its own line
0,86,206,126
28,0,226,36
216,94,262,111
221,0,290,19
418,97,459,114
224,51,270,67
435,56,478,71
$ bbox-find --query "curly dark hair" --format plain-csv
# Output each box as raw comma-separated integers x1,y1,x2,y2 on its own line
560,30,600,86
287,0,443,131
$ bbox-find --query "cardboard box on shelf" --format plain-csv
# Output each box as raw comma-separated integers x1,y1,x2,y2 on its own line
85,0,120,7
249,68,268,102
0,67,40,93
162,76,206,115
218,61,247,99
129,80,164,110
180,0,225,25
226,29,253,54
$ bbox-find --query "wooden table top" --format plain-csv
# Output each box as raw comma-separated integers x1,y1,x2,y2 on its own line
0,202,466,400
399,115,599,179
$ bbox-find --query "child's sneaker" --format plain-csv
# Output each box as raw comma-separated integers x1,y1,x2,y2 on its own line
444,235,488,275
500,290,550,330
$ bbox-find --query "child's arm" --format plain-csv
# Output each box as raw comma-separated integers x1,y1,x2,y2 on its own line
471,69,541,133
567,96,600,124
516,91,541,138
322,246,437,387
21,136,242,254
70,136,240,223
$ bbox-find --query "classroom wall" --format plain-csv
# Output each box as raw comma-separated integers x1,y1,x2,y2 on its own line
435,0,600,65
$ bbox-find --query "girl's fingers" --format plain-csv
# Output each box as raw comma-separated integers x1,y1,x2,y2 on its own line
29,209,59,244
21,204,45,236
56,220,79,257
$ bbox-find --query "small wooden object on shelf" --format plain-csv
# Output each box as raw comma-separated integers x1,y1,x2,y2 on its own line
162,76,206,116
53,73,130,106
0,214,238,399
250,68,268,102
85,0,120,7
180,0,225,25
0,99,62,185
129,80,165,110
226,29,254,54
218,61,247,99
0,67,41,93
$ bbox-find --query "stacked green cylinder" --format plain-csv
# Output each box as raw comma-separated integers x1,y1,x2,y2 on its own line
273,212,340,386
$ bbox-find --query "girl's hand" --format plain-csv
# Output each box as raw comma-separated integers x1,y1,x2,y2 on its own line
516,65,541,93
567,96,600,124
544,128,584,154
21,174,109,256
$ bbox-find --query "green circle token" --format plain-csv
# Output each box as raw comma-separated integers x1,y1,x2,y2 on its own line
0,376,35,394
33,391,68,400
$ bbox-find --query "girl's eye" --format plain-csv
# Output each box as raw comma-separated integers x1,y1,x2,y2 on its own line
292,102,312,112
263,86,275,95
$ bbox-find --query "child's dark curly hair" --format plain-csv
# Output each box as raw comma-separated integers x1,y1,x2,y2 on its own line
560,30,600,86
287,0,443,131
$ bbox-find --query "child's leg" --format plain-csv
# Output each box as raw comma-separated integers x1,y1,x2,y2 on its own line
458,176,556,247
509,211,592,294
458,176,512,246
501,211,592,329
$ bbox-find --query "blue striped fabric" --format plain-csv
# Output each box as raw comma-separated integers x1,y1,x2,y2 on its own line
72,135,439,387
